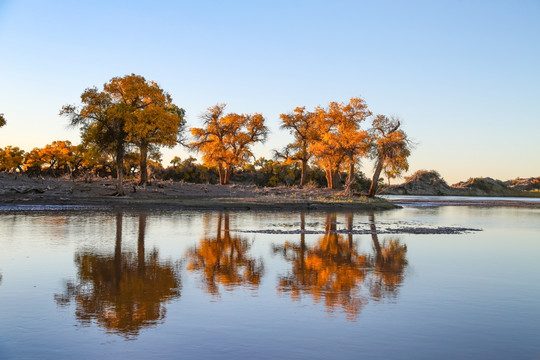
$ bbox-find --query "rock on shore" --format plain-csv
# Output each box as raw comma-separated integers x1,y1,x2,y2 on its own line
384,170,539,197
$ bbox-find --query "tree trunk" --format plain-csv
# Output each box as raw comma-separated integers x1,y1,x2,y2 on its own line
368,156,384,198
217,165,225,185
325,168,333,189
347,155,355,185
332,169,340,190
300,160,307,187
224,167,231,185
115,142,125,196
139,143,148,186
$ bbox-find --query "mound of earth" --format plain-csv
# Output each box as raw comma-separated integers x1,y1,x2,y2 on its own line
0,173,397,211
384,170,458,195
384,170,538,197
503,177,540,191
452,177,517,196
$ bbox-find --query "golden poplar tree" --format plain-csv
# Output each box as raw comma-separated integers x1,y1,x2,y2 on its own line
0,146,25,172
61,74,185,194
108,74,185,186
309,97,371,189
190,104,268,185
279,107,318,186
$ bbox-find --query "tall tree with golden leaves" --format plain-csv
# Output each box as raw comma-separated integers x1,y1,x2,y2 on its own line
0,113,6,128
368,115,411,197
107,74,185,186
309,97,371,189
190,104,268,185
61,74,185,192
279,107,318,186
0,146,25,172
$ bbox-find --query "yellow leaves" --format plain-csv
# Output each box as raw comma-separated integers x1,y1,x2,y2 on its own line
186,214,263,295
0,146,25,172
189,104,268,184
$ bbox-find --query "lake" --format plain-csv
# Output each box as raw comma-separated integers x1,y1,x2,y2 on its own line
0,204,539,359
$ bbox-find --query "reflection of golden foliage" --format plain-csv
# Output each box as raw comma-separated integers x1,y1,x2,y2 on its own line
369,238,408,299
55,215,181,338
277,214,408,321
72,251,179,336
187,213,263,296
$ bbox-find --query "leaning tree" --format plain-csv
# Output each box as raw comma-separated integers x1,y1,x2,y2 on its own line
367,115,411,197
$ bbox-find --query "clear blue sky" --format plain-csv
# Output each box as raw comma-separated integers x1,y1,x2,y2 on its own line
0,0,538,184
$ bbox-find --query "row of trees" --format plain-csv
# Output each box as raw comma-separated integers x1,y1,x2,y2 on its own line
1,73,412,197
187,97,410,196
0,142,376,190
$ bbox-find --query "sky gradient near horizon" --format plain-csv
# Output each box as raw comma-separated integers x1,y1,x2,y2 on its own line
0,0,538,184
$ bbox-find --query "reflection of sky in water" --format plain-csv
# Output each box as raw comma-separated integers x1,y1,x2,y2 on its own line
0,208,539,359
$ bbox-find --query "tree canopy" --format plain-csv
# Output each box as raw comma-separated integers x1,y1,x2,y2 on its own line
368,115,411,197
279,107,318,186
61,74,185,193
190,104,268,185
309,97,371,189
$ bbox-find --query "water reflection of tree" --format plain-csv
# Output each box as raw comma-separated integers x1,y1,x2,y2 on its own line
55,213,181,338
369,213,408,299
274,212,407,320
186,213,264,296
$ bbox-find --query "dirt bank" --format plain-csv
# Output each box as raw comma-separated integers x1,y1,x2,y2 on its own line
0,174,397,211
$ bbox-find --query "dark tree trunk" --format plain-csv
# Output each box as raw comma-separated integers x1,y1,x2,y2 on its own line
114,212,123,292
138,214,146,275
347,156,355,185
115,142,125,196
139,143,148,186
223,167,231,185
299,212,306,271
368,156,384,198
347,213,353,261
300,160,307,187
369,213,382,256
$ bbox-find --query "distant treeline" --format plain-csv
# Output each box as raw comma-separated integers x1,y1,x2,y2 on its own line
0,74,412,197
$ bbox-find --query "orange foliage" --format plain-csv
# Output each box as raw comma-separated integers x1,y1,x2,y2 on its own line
190,104,268,185
279,107,318,186
186,213,264,296
309,97,371,189
276,214,408,320
0,146,25,172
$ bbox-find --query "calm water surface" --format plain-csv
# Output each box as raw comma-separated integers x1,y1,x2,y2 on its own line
0,206,539,359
